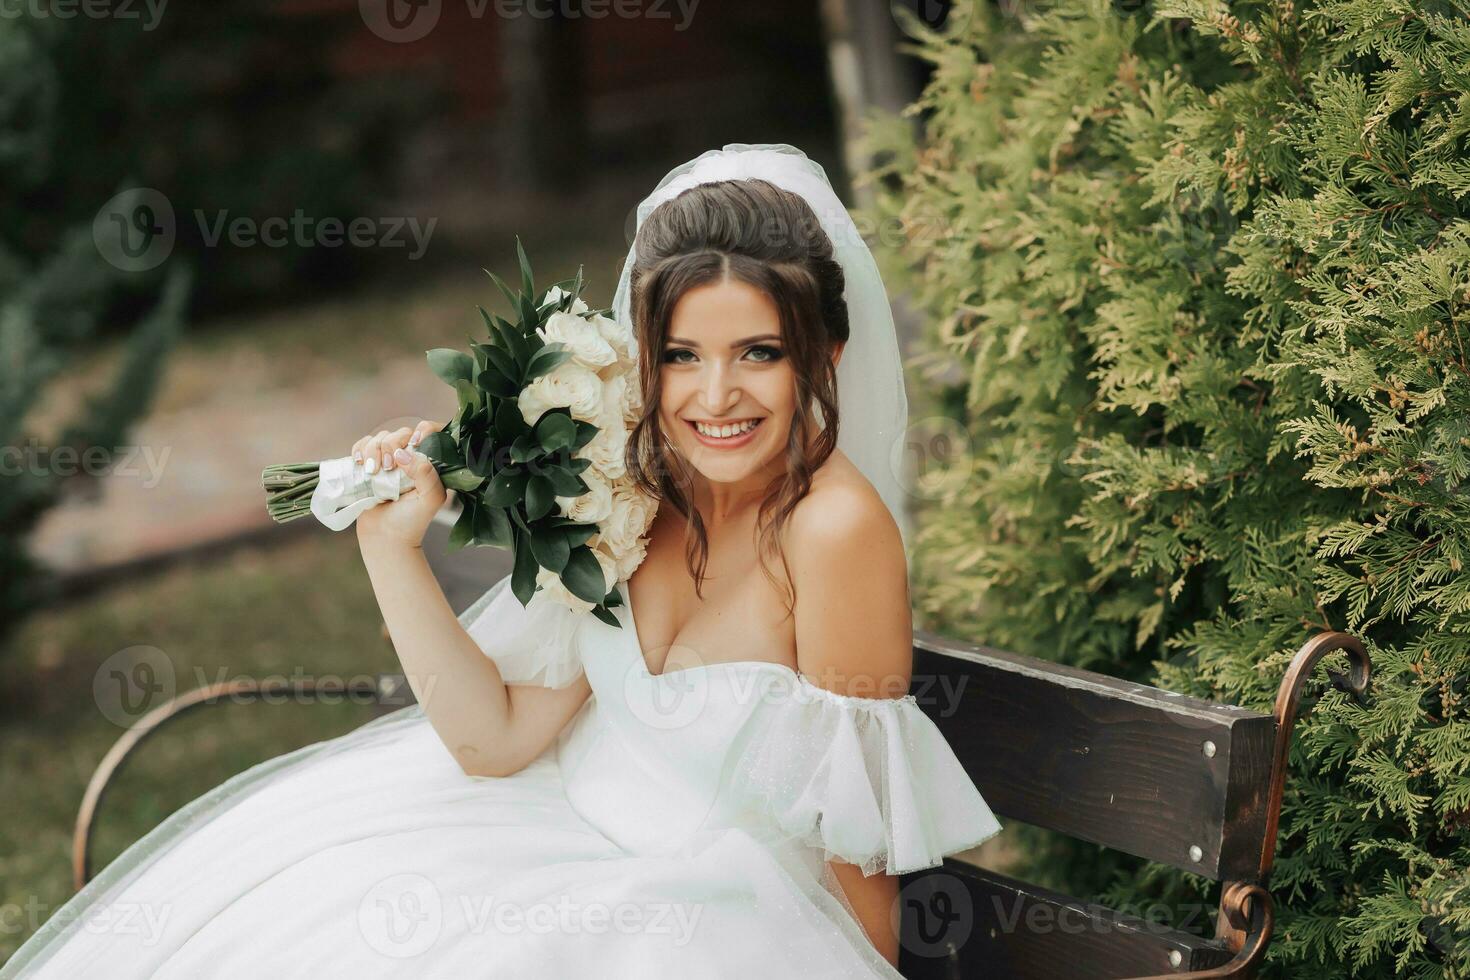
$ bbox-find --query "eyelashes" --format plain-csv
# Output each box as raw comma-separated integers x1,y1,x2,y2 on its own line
662,345,784,365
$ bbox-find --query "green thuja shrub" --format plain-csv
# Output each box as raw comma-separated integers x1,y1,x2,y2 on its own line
859,0,1469,975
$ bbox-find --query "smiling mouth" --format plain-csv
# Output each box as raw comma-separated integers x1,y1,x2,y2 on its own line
686,417,764,447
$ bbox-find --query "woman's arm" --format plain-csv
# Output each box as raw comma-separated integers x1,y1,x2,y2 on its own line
354,422,591,777
789,481,915,968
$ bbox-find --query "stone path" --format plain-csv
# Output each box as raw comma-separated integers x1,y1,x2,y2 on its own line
28,356,457,577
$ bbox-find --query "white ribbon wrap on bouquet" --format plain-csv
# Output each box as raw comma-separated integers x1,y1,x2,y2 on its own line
308,455,417,531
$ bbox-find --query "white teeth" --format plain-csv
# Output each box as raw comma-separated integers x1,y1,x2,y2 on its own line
694,419,759,439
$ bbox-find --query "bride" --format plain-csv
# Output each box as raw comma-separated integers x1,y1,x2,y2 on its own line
1,144,1001,979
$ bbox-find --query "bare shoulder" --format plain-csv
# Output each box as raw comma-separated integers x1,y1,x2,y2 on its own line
787,449,905,570
785,450,912,700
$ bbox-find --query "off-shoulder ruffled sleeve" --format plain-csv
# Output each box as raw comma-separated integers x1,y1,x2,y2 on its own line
729,673,1002,877
456,573,585,689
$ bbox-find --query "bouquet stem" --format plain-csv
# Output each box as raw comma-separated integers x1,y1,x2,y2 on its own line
261,462,324,523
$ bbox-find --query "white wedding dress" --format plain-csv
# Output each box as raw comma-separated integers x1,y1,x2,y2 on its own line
2,574,1003,979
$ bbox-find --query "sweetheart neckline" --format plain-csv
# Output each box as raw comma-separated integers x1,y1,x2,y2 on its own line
613,580,920,707
617,579,799,680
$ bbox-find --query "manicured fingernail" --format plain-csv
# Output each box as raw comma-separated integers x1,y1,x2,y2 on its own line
364,456,377,474
409,431,421,447
394,448,412,465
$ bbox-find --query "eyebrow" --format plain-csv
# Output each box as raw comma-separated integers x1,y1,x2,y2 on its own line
665,334,782,347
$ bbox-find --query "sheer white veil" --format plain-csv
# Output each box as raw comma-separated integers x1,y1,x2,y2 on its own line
611,143,914,551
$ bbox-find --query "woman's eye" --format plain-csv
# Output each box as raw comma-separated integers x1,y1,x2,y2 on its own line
745,345,783,363
663,348,695,364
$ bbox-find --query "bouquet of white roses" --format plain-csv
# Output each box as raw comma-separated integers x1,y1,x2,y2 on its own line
261,239,656,627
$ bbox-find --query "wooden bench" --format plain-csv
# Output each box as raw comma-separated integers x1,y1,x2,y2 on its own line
74,508,1372,979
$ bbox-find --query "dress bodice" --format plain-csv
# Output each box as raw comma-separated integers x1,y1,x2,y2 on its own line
459,575,1003,878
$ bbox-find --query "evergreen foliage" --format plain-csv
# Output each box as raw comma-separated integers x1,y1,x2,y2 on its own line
859,0,1470,974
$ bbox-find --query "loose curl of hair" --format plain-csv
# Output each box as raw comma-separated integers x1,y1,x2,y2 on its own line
624,178,850,609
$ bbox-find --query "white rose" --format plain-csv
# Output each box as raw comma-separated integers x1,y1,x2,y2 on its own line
556,467,614,525
619,373,644,423
581,410,628,481
543,285,589,316
596,533,648,583
539,311,617,371
590,312,633,361
594,479,657,563
518,361,604,425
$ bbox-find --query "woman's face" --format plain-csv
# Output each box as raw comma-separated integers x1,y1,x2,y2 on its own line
658,278,797,489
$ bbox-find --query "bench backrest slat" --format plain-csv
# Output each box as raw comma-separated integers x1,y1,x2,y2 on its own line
913,632,1277,881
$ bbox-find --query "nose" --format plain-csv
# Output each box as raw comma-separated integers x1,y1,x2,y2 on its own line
700,360,740,415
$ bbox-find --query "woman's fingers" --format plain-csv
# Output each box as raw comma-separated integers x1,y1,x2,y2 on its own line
394,444,445,507
409,419,444,449
379,427,414,471
354,422,441,473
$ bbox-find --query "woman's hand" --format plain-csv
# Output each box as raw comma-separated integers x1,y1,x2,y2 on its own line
353,420,447,551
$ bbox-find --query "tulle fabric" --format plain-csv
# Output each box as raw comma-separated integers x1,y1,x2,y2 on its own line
460,572,587,688
727,671,1004,878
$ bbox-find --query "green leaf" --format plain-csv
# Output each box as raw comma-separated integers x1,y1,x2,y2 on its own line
590,605,621,629
560,545,608,604
510,433,541,464
448,499,476,551
469,340,490,374
441,467,486,492
536,411,577,453
525,474,556,520
478,304,525,362
518,290,540,335
482,269,519,319
530,523,571,572
454,378,481,412
463,428,497,477
525,343,572,382
573,419,599,449
428,348,475,387
542,463,587,497
477,368,520,400
510,527,538,606
564,522,597,548
484,343,520,385
475,502,513,549
516,235,535,303
417,430,462,468
495,399,527,443
486,466,529,507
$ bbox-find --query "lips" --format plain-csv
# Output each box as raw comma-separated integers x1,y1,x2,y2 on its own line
686,417,763,449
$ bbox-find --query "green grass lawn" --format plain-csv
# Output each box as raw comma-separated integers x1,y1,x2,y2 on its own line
0,531,398,963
